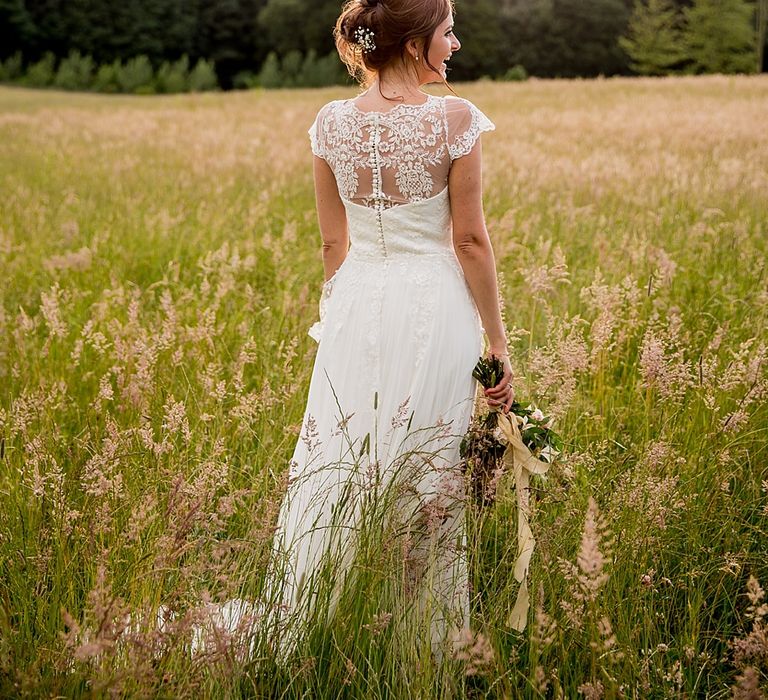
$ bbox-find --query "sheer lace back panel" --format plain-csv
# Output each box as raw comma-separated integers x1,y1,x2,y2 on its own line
308,94,494,210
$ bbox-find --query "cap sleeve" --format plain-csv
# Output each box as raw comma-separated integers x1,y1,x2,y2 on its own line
308,103,330,160
445,97,495,161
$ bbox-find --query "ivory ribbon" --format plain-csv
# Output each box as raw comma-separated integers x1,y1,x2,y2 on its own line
495,410,550,632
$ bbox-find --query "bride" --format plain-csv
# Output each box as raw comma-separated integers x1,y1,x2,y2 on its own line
198,0,516,666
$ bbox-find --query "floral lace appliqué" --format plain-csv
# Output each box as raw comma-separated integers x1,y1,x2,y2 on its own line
308,96,494,209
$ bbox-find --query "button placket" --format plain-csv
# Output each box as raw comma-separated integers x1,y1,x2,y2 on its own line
367,114,387,417
370,114,387,257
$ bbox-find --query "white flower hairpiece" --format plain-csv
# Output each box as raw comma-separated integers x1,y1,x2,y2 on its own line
354,26,376,54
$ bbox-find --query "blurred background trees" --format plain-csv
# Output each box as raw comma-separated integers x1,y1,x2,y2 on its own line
0,0,765,91
682,0,758,73
619,0,688,75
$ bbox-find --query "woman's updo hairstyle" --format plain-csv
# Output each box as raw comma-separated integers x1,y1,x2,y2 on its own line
334,0,454,91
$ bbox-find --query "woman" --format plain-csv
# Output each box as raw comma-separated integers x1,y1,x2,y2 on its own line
263,0,515,663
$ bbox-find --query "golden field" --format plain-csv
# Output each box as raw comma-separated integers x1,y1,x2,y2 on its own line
0,75,767,698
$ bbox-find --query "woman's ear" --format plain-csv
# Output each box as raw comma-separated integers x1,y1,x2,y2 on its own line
405,38,420,61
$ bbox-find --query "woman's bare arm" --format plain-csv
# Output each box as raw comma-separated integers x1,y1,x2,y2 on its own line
312,155,349,282
448,140,506,350
448,139,514,408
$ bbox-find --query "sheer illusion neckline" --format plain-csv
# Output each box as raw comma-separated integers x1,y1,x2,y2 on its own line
347,93,439,116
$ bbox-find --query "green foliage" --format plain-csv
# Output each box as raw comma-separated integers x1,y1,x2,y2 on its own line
197,0,265,87
117,55,155,94
500,64,529,81
0,50,23,82
22,51,56,87
500,0,632,78
0,0,764,91
155,55,190,94
619,0,687,75
758,0,768,72
258,0,339,57
500,0,562,79
300,50,346,87
232,69,259,89
188,57,219,92
280,49,303,87
1,50,214,94
255,49,343,89
92,60,120,93
682,0,757,74
0,0,36,55
257,51,282,88
53,50,95,90
258,0,304,55
448,0,505,81
550,0,632,77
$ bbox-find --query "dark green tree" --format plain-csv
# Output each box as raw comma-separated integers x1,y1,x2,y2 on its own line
450,0,505,80
258,0,339,56
682,0,756,73
549,0,632,77
618,0,687,74
196,0,267,88
8,0,761,89
257,50,282,87
53,49,95,89
301,0,343,56
152,0,199,62
500,0,566,78
23,0,69,59
500,0,631,77
0,0,38,57
24,0,199,65
757,0,767,71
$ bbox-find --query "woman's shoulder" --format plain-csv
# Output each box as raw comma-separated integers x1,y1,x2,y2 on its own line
442,94,474,109
313,98,348,121
442,94,492,122
441,95,496,160
442,95,495,130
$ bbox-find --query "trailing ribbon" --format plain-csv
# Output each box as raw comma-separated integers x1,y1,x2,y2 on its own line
495,410,550,632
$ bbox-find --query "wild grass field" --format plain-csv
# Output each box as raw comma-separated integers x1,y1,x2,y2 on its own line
0,75,767,698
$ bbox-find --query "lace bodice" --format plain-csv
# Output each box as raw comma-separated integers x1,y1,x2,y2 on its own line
308,94,494,210
306,93,493,352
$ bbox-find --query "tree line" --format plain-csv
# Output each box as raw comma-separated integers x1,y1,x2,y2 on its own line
1,0,765,92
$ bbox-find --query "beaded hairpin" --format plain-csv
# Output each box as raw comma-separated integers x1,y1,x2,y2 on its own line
354,26,376,54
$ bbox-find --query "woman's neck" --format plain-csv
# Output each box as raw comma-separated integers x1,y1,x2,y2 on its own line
368,73,425,104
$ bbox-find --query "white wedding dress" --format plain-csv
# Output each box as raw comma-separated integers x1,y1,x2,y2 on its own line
195,93,496,663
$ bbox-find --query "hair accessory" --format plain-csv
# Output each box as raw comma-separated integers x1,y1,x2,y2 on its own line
353,26,377,54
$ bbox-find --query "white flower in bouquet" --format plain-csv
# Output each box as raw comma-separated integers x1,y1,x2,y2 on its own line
531,407,545,422
539,443,560,463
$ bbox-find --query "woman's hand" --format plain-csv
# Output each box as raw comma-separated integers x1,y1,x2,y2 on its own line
484,352,515,414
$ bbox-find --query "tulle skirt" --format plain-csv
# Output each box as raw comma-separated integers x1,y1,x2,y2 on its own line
262,249,484,661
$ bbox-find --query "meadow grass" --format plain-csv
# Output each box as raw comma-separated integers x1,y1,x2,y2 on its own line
0,75,767,698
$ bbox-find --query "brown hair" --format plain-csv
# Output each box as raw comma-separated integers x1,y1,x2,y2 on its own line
334,0,455,95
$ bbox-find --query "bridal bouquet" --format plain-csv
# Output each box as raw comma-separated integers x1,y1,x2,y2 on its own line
460,354,562,508
459,353,564,632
